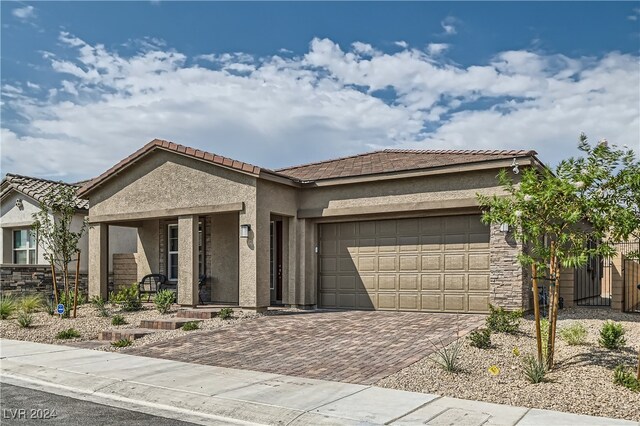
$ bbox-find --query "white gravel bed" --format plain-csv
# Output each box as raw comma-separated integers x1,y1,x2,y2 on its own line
377,307,640,421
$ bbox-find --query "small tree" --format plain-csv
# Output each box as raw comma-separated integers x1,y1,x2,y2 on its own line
478,134,638,368
32,184,86,317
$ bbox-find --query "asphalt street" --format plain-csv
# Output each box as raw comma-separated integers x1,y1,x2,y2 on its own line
0,382,198,425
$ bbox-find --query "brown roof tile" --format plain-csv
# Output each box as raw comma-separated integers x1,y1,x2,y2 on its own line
276,149,537,182
1,174,89,210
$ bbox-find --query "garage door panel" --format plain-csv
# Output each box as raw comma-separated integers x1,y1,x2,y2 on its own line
319,215,490,313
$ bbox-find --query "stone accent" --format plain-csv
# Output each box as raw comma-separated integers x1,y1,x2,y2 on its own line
176,308,220,319
139,318,202,330
112,253,137,291
0,264,88,297
489,224,529,311
98,328,155,341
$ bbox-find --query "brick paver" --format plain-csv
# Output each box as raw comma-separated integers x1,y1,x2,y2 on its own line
125,310,485,385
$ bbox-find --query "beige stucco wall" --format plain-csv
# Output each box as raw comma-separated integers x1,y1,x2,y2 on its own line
211,212,239,303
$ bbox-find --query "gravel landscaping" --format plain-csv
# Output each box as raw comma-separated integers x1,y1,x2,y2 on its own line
377,307,640,421
0,303,262,349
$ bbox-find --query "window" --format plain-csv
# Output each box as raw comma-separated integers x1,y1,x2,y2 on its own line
167,222,204,281
13,229,37,264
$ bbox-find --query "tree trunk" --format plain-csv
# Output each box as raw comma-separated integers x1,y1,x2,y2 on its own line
63,263,70,318
531,263,543,363
546,242,556,369
549,256,561,368
50,260,59,307
73,251,80,319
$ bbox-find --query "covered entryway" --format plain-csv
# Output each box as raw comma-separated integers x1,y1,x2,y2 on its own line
318,215,491,313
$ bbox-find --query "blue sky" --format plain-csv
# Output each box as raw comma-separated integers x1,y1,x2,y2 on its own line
2,1,639,181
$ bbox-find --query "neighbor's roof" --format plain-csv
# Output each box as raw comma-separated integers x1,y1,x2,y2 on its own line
77,139,263,197
276,149,537,182
0,173,89,210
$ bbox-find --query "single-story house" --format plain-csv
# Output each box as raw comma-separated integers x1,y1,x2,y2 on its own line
78,139,541,313
0,174,137,295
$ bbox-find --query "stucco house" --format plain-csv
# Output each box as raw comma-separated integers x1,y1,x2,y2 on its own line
0,174,137,295
78,139,542,313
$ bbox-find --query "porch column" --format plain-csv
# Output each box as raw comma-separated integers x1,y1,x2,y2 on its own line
177,215,199,306
88,223,108,299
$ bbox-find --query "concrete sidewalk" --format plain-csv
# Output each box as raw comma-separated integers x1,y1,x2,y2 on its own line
0,339,636,426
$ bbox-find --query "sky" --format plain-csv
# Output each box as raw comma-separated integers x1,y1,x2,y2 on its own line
1,1,639,182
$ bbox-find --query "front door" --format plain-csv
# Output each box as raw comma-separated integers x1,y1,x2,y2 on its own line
270,220,283,304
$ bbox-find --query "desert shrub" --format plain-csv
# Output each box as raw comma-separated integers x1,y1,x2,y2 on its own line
153,290,175,314
111,314,127,326
613,365,640,392
91,296,109,317
182,321,200,331
522,354,547,384
56,328,80,339
218,307,234,320
111,338,132,348
45,301,55,316
486,305,523,334
0,295,16,320
431,338,463,373
17,311,34,328
559,323,587,346
599,321,626,350
468,328,492,349
109,283,142,312
18,294,44,313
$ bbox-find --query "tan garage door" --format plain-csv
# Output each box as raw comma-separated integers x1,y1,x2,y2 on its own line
318,215,491,313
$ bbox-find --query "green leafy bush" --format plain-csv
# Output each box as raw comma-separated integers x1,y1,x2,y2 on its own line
468,328,492,349
599,321,626,350
109,283,142,312
218,307,234,320
56,292,86,318
431,338,463,373
181,321,200,331
17,311,34,328
18,294,43,313
540,317,550,361
559,323,588,346
56,328,80,339
613,365,640,392
153,290,175,314
0,295,16,320
90,296,109,317
111,338,132,348
522,354,547,383
486,305,523,334
111,314,127,326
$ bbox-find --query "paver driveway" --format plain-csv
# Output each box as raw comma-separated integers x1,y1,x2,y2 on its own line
126,310,484,384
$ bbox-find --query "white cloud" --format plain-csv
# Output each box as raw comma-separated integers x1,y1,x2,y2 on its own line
1,34,638,181
12,5,35,20
441,16,458,35
628,8,640,20
394,41,408,49
426,43,449,56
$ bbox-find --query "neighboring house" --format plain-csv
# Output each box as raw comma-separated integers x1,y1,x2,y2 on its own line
78,139,542,313
0,174,137,295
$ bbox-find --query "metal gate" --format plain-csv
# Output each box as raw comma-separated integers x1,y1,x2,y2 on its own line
623,255,640,313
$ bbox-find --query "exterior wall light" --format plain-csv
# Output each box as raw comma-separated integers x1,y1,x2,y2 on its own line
500,223,510,233
511,158,520,174
15,198,24,210
240,224,251,238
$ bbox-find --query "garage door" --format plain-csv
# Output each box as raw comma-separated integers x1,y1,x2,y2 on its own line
318,215,491,313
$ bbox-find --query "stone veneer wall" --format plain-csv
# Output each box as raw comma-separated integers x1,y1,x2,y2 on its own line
0,264,89,297
489,223,531,311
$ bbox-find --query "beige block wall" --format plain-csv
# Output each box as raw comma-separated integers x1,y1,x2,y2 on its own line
112,253,137,291
211,212,239,303
559,267,575,308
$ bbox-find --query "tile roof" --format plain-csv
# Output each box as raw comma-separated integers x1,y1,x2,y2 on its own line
1,173,89,210
77,139,262,197
276,149,537,182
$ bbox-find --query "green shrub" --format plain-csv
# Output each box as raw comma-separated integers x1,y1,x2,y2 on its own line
486,305,523,334
153,290,175,314
218,307,234,320
18,294,44,313
17,311,34,328
540,317,550,361
522,354,547,384
56,328,80,339
559,323,588,346
109,283,142,312
0,295,16,320
613,365,640,392
111,314,127,326
90,296,109,317
468,328,492,349
45,301,55,316
431,338,463,373
599,321,626,350
181,321,200,331
111,338,132,348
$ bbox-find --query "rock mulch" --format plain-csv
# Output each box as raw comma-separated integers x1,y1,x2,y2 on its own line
377,307,640,421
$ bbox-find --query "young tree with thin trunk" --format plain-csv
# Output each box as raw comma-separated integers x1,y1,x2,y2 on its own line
32,185,87,317
478,134,638,369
